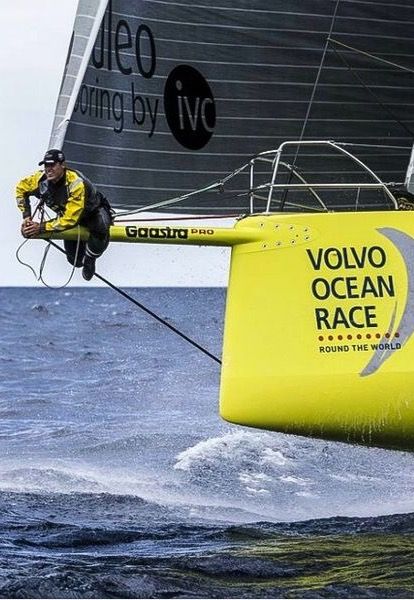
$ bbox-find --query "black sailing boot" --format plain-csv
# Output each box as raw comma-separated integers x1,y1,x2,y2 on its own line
82,254,96,281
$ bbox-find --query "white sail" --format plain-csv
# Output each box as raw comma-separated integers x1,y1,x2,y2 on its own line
49,0,108,149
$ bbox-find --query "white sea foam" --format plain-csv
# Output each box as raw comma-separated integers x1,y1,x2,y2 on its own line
2,427,414,524
0,466,104,494
279,475,309,486
171,430,414,522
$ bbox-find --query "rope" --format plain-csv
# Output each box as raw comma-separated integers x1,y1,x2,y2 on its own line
46,239,222,365
16,199,82,289
36,195,81,288
37,230,81,289
15,238,39,280
16,235,81,289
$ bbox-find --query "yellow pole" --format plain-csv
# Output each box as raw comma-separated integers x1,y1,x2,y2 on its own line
40,222,262,247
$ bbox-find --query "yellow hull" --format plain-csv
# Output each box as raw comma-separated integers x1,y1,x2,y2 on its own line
220,212,414,450
50,210,414,450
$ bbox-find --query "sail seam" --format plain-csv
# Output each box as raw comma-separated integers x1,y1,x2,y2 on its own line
133,0,413,13
75,13,98,20
65,127,414,139
69,116,414,127
58,92,414,105
112,7,414,28
68,77,414,96
71,77,414,89
109,14,414,40
86,51,407,71
68,160,407,174
64,139,411,155
154,36,414,54
129,1,347,17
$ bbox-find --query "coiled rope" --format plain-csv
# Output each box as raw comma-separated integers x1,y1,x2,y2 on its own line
15,203,82,289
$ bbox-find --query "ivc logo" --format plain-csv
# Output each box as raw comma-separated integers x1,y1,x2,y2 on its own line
163,65,216,150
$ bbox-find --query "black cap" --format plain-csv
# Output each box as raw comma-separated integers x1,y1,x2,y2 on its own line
39,149,65,166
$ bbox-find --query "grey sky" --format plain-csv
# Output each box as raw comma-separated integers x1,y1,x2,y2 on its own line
0,1,229,286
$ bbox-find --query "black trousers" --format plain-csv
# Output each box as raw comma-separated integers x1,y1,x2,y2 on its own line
64,205,112,267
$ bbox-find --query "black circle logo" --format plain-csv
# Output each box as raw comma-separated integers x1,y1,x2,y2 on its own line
164,65,216,150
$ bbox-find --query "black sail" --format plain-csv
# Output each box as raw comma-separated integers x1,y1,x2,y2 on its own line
50,0,414,213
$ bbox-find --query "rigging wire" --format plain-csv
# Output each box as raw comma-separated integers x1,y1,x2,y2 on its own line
45,239,222,365
279,0,342,210
297,0,343,144
336,143,411,150
329,38,414,75
330,43,414,139
113,160,252,220
115,213,242,223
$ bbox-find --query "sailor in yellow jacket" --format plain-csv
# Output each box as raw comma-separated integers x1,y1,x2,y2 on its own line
16,149,113,280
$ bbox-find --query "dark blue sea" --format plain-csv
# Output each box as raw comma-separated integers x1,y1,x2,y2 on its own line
1,287,414,598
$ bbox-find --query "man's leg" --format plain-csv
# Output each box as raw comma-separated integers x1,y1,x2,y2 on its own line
82,206,112,280
64,239,86,267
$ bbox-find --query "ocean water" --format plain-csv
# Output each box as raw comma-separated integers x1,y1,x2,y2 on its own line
1,286,414,599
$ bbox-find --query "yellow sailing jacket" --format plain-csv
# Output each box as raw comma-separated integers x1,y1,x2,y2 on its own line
15,168,100,232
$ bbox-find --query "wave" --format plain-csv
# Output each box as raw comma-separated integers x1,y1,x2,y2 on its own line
172,430,414,522
2,500,413,600
0,467,105,494
2,430,414,524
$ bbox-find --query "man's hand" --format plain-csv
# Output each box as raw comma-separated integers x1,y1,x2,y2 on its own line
21,218,41,238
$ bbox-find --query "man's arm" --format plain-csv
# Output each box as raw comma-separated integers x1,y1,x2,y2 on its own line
15,172,43,218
